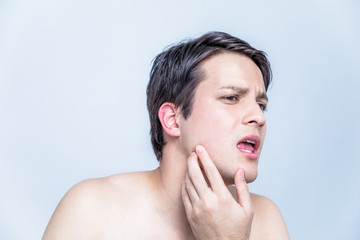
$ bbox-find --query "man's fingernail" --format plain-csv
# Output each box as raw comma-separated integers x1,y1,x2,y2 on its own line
196,145,203,153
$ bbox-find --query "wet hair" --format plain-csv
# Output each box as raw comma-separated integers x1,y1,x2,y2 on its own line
146,31,272,161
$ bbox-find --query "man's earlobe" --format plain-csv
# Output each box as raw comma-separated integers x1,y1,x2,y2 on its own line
158,102,180,137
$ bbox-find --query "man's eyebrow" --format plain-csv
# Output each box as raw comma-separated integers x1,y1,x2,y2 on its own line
219,85,268,102
219,86,248,95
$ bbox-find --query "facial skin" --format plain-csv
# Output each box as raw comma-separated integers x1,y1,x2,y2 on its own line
178,53,268,184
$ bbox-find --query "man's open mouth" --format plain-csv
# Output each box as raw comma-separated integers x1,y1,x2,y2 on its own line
237,140,256,153
237,135,260,159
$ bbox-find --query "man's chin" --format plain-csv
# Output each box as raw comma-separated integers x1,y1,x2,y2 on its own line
246,175,257,184
222,170,258,185
245,170,258,183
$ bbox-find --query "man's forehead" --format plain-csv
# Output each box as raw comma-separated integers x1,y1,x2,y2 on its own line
199,53,263,81
193,54,266,100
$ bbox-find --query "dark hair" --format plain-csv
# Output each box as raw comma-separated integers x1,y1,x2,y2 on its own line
146,31,272,161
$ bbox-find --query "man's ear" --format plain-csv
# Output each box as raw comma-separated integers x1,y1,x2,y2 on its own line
158,102,180,137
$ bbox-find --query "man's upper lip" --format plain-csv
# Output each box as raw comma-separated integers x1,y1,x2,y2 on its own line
238,134,260,150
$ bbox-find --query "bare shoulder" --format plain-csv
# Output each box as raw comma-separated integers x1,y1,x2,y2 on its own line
250,193,290,240
43,171,153,240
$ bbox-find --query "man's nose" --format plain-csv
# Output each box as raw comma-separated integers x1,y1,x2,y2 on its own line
241,101,266,127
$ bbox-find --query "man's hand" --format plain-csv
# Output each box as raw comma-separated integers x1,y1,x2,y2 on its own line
181,145,254,240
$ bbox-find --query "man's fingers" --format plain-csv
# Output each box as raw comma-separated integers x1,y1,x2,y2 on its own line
195,145,228,195
234,168,252,211
187,152,210,198
185,173,200,203
181,183,192,214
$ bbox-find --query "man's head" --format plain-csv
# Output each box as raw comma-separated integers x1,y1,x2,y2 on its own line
146,31,271,161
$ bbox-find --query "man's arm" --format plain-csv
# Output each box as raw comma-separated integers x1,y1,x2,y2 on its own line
250,194,290,240
42,179,101,240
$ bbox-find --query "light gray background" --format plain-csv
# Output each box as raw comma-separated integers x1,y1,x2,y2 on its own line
1,0,359,239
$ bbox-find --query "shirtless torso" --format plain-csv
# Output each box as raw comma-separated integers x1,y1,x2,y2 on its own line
43,169,289,240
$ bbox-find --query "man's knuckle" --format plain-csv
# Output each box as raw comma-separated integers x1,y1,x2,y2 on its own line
201,199,211,211
192,207,202,219
218,194,230,204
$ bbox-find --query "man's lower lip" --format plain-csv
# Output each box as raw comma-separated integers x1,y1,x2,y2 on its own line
239,149,258,159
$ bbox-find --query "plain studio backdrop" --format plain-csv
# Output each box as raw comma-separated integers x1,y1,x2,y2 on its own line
0,0,359,239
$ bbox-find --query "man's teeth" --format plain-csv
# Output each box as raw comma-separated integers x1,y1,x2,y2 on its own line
240,149,252,153
244,140,256,145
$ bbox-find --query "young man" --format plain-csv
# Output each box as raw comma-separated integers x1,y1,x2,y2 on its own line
43,32,289,239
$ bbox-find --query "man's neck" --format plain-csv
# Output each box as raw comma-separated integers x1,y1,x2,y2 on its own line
152,144,195,238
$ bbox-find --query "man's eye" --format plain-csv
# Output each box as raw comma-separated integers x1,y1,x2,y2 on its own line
258,103,268,111
223,95,238,102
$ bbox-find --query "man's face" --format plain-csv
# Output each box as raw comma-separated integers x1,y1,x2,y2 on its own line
178,53,268,184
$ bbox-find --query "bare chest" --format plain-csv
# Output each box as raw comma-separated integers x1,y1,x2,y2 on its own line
95,203,194,240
